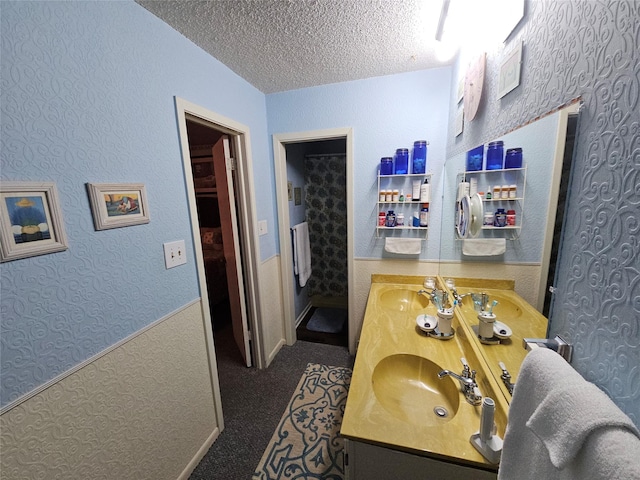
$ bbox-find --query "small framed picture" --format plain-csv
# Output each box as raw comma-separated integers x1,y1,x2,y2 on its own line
498,40,523,99
87,183,150,230
0,181,69,262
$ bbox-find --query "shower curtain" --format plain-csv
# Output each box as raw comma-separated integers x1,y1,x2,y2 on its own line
304,154,348,298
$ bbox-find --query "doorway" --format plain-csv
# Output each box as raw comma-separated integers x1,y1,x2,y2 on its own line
174,98,266,402
185,120,252,366
273,128,356,355
287,140,348,348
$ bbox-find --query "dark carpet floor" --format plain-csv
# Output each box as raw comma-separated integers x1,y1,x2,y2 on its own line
188,318,354,480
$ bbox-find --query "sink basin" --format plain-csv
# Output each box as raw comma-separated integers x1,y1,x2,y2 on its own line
459,292,523,319
378,289,430,312
372,354,460,425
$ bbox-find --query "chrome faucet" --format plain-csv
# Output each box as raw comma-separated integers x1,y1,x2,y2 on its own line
418,288,448,311
451,288,471,305
498,361,515,395
438,358,483,405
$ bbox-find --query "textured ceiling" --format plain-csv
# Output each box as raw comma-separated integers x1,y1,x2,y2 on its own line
136,0,453,94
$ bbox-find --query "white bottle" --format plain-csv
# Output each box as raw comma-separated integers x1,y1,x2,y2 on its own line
412,180,421,201
420,179,430,202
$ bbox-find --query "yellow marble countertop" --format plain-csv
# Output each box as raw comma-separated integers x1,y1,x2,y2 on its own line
444,277,549,403
341,275,506,470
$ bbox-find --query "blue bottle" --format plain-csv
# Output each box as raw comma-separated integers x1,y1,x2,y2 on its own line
394,148,409,174
486,141,504,170
466,145,484,171
412,141,427,174
380,157,393,175
505,148,523,168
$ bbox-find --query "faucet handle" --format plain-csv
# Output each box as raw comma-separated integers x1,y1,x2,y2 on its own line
460,357,471,377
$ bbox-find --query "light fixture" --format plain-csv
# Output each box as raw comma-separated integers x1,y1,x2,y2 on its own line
435,0,450,42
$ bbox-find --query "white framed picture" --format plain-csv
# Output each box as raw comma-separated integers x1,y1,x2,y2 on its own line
87,183,150,230
0,181,69,262
498,40,523,99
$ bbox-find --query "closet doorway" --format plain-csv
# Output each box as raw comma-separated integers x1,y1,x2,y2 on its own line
273,128,356,354
186,122,252,366
175,98,265,378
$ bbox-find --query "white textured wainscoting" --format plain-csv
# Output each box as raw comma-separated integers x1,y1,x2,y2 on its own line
261,255,286,366
0,301,218,480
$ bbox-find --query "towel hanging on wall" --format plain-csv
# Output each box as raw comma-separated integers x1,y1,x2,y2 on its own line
384,237,422,255
291,222,312,287
462,238,506,256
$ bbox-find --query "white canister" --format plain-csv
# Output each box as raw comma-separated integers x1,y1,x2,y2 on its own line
478,313,496,339
501,185,509,199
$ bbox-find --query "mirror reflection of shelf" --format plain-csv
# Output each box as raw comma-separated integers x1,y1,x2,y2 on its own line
377,226,428,230
455,165,526,241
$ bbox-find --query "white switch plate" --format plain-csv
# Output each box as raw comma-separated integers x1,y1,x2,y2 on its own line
258,220,268,236
164,240,187,269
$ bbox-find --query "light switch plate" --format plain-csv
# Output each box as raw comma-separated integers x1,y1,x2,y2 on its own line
164,240,187,269
258,220,268,236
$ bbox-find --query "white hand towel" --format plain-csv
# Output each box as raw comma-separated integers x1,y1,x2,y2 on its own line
527,380,640,469
499,348,640,480
384,237,421,255
292,222,312,287
462,238,506,256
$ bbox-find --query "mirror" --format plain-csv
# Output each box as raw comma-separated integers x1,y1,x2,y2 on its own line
438,101,581,402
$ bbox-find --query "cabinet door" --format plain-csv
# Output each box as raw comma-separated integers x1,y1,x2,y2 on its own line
347,440,497,480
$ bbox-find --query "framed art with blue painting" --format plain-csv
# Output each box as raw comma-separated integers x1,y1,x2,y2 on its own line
87,183,149,231
0,181,69,262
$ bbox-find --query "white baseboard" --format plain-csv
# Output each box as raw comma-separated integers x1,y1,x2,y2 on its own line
177,427,220,480
295,302,313,327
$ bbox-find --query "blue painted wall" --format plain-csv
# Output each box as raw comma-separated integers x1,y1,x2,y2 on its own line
266,68,453,261
0,1,269,407
445,0,639,425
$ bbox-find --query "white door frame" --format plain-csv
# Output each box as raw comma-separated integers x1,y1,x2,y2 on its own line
273,127,357,354
175,97,266,424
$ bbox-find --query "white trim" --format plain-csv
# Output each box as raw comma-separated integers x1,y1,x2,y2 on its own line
177,427,220,480
174,97,265,432
272,127,357,354
267,338,287,366
0,299,200,416
296,302,313,328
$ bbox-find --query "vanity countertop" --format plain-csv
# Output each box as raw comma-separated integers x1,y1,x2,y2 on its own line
447,277,549,402
341,275,506,470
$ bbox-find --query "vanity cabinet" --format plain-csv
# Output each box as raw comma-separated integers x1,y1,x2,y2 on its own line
456,166,526,240
344,439,497,480
376,173,432,237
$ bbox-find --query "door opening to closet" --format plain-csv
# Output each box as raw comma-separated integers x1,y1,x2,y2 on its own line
185,118,253,367
286,138,348,348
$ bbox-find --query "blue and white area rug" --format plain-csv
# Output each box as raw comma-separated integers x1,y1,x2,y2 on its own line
252,363,352,480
